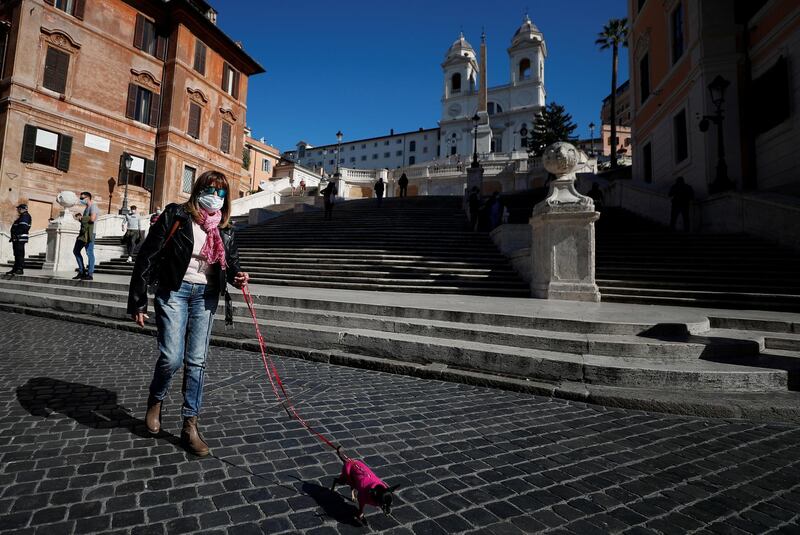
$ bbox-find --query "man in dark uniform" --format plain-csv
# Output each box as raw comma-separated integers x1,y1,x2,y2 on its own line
8,203,32,275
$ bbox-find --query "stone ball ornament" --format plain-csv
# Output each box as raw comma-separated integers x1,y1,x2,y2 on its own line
56,191,78,208
543,142,579,177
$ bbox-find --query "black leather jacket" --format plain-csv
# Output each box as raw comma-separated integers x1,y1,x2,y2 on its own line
127,203,242,321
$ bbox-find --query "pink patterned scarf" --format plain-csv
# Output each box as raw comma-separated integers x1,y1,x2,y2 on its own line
198,209,227,269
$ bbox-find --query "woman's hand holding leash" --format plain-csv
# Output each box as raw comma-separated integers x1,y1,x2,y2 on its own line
132,312,149,327
233,272,249,289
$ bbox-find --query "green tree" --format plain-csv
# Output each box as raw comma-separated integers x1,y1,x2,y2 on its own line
242,146,251,170
527,102,578,156
596,17,629,168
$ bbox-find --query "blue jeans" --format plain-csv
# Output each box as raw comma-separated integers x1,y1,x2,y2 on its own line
73,239,95,274
150,281,219,418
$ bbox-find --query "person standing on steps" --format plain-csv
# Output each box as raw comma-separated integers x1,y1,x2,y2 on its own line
150,206,162,226
398,173,409,197
467,186,480,231
374,177,385,207
322,180,336,220
8,203,31,275
73,192,99,280
121,205,143,263
127,170,249,457
299,179,306,195
587,182,605,212
669,176,694,232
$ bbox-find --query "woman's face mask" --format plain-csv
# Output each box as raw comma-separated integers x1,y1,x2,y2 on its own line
198,193,224,212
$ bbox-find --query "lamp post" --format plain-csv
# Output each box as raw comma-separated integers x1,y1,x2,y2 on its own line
699,75,733,194
470,113,480,169
118,153,133,216
333,130,343,195
588,122,596,156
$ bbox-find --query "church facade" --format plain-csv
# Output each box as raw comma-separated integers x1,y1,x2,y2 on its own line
284,16,547,174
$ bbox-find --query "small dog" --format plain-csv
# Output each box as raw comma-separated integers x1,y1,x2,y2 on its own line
331,446,399,523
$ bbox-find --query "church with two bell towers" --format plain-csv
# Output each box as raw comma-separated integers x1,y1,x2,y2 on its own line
440,15,547,157
287,16,548,172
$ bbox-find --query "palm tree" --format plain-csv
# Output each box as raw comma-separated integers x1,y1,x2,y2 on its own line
596,18,628,169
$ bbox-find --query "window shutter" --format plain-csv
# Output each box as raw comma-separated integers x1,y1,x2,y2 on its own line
125,83,137,119
155,34,167,61
51,48,70,93
221,122,231,153
221,63,229,91
118,152,127,183
133,14,144,50
148,91,161,127
21,124,37,163
193,40,206,75
56,134,72,172
188,103,200,138
232,70,240,100
73,0,85,20
144,158,156,191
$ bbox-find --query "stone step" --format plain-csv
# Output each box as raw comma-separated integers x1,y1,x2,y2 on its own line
599,286,800,304
598,279,800,293
0,283,787,391
241,277,531,296
602,293,800,313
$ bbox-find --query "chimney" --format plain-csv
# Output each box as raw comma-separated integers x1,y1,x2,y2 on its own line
390,128,394,135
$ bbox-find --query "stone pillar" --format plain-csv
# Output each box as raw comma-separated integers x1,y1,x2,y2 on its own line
530,142,601,302
43,191,81,273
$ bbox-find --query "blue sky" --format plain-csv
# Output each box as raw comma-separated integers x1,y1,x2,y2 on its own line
216,1,629,152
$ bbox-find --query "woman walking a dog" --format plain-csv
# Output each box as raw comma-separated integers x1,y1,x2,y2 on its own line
127,170,249,456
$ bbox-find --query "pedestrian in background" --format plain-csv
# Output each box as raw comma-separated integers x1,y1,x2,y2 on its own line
7,203,31,275
468,186,480,231
128,170,249,457
489,192,503,231
150,206,162,226
669,176,694,232
299,179,306,195
121,205,144,263
322,181,336,220
73,191,98,280
374,177,385,207
398,173,409,197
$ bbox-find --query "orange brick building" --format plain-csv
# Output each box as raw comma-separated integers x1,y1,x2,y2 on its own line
0,0,263,231
628,0,799,197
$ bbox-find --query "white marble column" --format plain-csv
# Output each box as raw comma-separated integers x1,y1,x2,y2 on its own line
43,192,81,274
530,142,601,302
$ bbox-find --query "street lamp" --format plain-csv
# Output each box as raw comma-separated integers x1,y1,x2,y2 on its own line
699,75,733,194
333,130,343,195
118,153,133,216
470,113,480,169
588,122,596,156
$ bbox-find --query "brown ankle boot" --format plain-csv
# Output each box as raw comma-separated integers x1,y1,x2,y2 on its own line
145,395,162,434
181,416,210,457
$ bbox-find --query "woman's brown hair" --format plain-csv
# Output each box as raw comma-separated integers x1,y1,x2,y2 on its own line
185,170,232,228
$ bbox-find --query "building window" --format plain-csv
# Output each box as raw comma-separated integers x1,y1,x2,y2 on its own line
187,102,201,139
119,152,155,190
409,156,415,165
182,165,196,193
350,145,355,150
519,58,531,80
396,151,402,156
373,142,378,147
222,62,240,99
450,146,457,156
396,139,402,144
329,159,335,165
671,4,684,64
339,158,344,163
126,155,145,187
361,155,367,161
133,14,167,60
21,125,72,171
752,56,790,134
642,142,653,183
350,157,355,163
673,109,688,162
52,0,85,19
383,152,390,158
451,72,461,93
261,159,271,172
43,46,69,94
409,141,416,152
193,39,207,75
220,121,231,154
372,154,377,160
361,144,366,149
488,102,504,115
384,140,389,146
423,147,428,153
639,54,650,103
126,84,160,126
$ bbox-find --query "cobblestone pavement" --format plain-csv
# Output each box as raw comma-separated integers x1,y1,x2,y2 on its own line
1,311,799,535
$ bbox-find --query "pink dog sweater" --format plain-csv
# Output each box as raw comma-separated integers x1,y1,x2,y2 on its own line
340,459,386,507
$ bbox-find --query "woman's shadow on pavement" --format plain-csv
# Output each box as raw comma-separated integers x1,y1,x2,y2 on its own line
16,376,180,446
